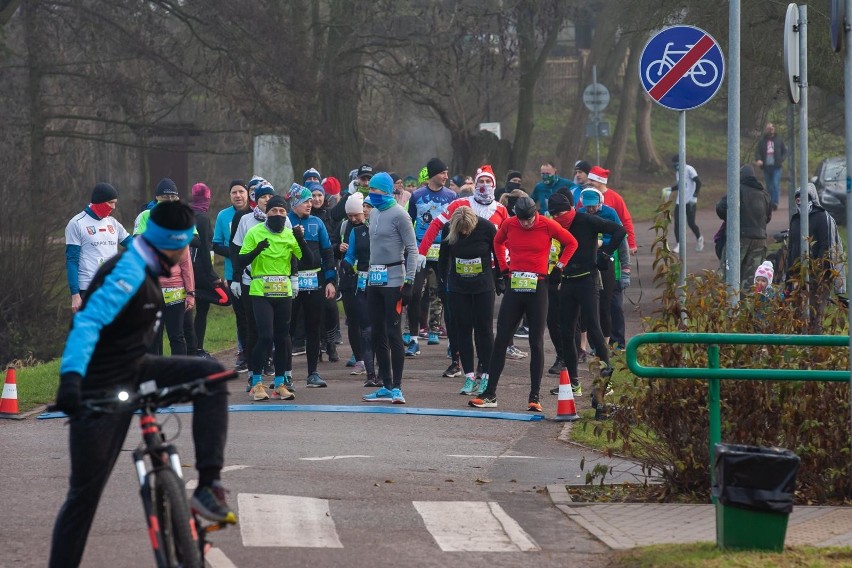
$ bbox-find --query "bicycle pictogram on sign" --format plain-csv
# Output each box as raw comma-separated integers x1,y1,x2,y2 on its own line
639,25,725,112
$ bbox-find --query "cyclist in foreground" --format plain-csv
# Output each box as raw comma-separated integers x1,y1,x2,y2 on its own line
49,201,236,568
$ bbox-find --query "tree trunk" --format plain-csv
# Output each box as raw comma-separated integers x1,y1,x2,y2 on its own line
604,34,643,188
635,91,665,172
510,6,562,171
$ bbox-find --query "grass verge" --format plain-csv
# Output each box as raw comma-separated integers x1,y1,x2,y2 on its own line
613,542,852,567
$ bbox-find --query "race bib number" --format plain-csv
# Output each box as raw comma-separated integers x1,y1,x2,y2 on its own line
297,270,320,291
548,239,559,272
162,287,187,305
357,271,368,291
510,271,538,292
261,275,293,298
455,257,483,276
426,243,441,260
368,264,389,286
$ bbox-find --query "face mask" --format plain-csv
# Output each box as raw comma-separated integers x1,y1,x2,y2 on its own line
266,215,286,233
473,183,495,205
90,202,113,219
541,173,556,185
367,193,393,210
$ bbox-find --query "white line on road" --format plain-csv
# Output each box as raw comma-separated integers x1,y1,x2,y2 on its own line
446,454,564,460
205,547,238,568
413,501,540,552
238,494,343,548
299,455,373,461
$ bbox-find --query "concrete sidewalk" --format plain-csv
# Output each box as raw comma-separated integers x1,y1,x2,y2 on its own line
547,484,852,549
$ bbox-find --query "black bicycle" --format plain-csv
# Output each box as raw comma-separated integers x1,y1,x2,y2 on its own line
50,370,238,568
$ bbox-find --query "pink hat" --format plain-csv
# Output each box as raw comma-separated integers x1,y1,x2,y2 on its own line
587,166,609,185
754,261,774,283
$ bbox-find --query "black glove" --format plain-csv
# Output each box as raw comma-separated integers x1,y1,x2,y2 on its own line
400,282,413,307
55,372,83,416
254,239,270,253
596,251,612,271
548,266,562,285
495,273,507,296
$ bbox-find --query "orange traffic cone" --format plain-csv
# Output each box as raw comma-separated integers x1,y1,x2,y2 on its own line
0,367,20,417
552,369,579,422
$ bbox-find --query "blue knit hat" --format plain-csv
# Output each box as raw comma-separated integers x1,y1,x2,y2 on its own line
368,172,394,195
254,183,275,199
155,178,178,197
303,168,321,184
289,183,312,207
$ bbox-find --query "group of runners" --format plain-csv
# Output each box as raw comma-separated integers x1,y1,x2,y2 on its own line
65,157,638,415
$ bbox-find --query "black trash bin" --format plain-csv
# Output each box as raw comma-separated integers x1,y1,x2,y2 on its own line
712,443,800,551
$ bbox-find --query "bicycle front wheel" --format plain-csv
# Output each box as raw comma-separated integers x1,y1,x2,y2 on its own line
150,467,202,568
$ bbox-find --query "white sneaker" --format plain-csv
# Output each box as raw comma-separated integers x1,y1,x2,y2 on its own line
696,236,705,252
671,242,679,254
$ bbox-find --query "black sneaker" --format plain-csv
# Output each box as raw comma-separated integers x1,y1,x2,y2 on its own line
292,344,307,356
513,325,529,339
326,342,339,363
443,361,462,378
263,357,274,376
191,481,237,524
234,359,248,373
363,374,382,388
547,358,564,375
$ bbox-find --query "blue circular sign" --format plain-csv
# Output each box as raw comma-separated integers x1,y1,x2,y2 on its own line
639,25,725,111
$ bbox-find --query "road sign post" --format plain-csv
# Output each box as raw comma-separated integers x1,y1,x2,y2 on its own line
639,25,725,296
583,66,610,165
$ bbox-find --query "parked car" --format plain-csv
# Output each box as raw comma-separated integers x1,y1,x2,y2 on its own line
810,156,846,225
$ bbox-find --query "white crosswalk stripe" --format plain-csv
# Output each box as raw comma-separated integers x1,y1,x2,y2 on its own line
234,494,538,552
413,501,540,552
237,494,344,548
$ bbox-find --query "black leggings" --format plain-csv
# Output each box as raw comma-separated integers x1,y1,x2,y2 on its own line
291,288,324,375
228,280,247,357
152,300,187,356
546,281,563,360
194,298,212,351
482,280,548,403
674,201,702,242
49,355,226,568
252,295,293,376
447,291,494,375
368,285,405,389
559,274,610,380
322,295,339,344
598,267,615,338
241,282,259,364
407,263,434,334
342,289,375,375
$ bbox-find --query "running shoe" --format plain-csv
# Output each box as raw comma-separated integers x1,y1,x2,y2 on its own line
362,387,393,402
363,374,382,388
549,386,559,396
306,373,328,388
427,331,440,345
505,345,527,359
671,242,680,254
696,235,705,252
468,397,497,408
326,342,339,362
571,380,583,397
349,361,367,375
292,344,307,356
191,481,237,524
345,354,357,367
476,374,489,395
548,358,565,375
418,328,429,339
513,325,529,339
577,349,588,363
263,357,274,376
459,377,478,395
431,325,448,338
527,401,543,412
405,340,420,357
234,358,248,373
443,361,462,378
250,383,269,401
196,349,216,360
271,385,295,400
403,332,411,344
391,388,406,404
283,376,296,392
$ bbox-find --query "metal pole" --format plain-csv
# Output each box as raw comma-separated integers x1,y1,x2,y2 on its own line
799,5,809,310
726,0,741,302
678,111,687,292
844,0,852,469
593,65,600,165
787,103,797,219
708,344,721,503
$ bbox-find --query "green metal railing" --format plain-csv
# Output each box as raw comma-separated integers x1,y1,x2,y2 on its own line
625,332,849,494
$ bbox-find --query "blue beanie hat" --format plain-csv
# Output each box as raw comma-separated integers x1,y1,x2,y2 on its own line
303,168,321,184
155,178,178,197
368,172,394,195
144,201,195,250
307,181,325,196
580,187,603,207
288,183,312,207
254,183,275,199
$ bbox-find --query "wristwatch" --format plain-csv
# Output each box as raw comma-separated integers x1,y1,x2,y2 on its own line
186,290,195,297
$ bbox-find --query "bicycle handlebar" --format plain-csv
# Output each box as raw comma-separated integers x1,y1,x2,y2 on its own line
47,370,239,414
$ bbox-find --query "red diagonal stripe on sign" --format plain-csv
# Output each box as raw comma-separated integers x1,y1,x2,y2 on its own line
648,34,715,101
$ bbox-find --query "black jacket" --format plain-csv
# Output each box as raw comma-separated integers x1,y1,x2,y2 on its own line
716,172,772,240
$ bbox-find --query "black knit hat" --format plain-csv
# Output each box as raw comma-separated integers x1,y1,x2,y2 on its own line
506,170,522,182
426,157,448,179
574,160,591,174
266,195,288,212
229,179,246,190
150,200,194,230
91,182,118,204
548,193,573,215
155,178,179,197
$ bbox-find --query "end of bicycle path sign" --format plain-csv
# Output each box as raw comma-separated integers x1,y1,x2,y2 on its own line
639,25,725,112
